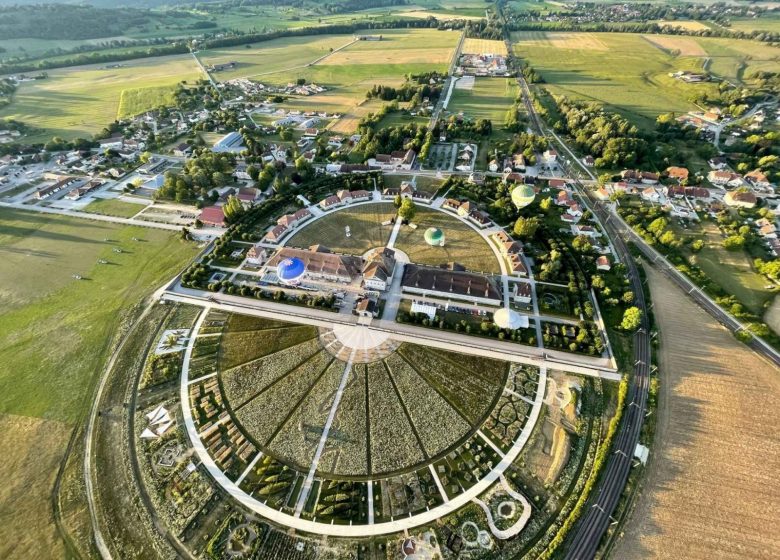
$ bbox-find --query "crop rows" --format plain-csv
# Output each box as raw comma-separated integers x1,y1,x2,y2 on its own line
367,361,425,475
384,353,471,458
319,365,369,477
221,338,322,407
430,349,508,386
224,313,297,333
235,350,333,446
219,326,317,370
399,344,501,426
267,359,345,470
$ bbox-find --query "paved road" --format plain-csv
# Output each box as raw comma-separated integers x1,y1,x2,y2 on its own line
163,286,619,379
0,200,184,231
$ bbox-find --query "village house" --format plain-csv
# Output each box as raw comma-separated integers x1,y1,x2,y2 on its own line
666,166,689,182
513,282,532,304
401,264,503,306
724,190,757,209
708,170,743,187
245,244,268,267
745,169,771,189
263,224,289,243
596,256,611,271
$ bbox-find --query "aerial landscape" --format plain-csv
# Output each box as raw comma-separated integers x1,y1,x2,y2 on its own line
0,0,779,559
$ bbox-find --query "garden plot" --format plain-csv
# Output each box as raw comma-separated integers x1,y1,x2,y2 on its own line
234,350,334,446
367,361,426,475
267,359,346,470
318,365,369,477
398,344,504,426
224,313,298,333
384,353,471,458
219,325,317,369
220,338,322,408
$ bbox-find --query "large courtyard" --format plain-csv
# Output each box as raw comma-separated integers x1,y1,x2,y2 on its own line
286,202,502,273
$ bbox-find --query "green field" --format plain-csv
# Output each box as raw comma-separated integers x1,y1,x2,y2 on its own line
0,55,204,142
725,16,780,34
448,78,519,125
286,202,396,255
512,32,728,128
117,84,179,119
82,197,147,218
198,34,354,81
393,206,501,273
0,208,197,557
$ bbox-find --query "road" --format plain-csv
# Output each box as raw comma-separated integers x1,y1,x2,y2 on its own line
511,39,780,555
507,31,652,558
163,286,620,380
429,30,465,131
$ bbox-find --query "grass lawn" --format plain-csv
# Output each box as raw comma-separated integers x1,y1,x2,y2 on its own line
81,197,147,218
671,219,773,315
448,77,519,125
393,206,501,273
117,84,179,119
512,31,720,129
285,202,396,255
0,208,198,557
0,54,204,142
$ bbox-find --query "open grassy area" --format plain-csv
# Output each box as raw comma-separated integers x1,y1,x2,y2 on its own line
285,202,396,255
117,84,179,119
0,54,203,142
393,206,501,273
725,16,780,34
81,197,147,218
198,34,354,81
692,222,774,314
0,208,198,558
462,38,508,55
448,77,519,124
512,31,723,128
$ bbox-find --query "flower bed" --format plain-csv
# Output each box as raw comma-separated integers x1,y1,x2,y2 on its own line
221,338,322,408
235,350,334,446
367,361,425,475
319,364,369,477
266,359,346,470
384,352,471,458
219,325,317,370
398,344,502,426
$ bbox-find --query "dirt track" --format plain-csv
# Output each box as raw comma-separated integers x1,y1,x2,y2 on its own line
612,265,780,559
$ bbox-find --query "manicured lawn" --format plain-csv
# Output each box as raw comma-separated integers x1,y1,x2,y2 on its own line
0,54,204,142
286,203,396,255
448,77,519,125
82,197,147,218
393,206,501,273
0,208,197,557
